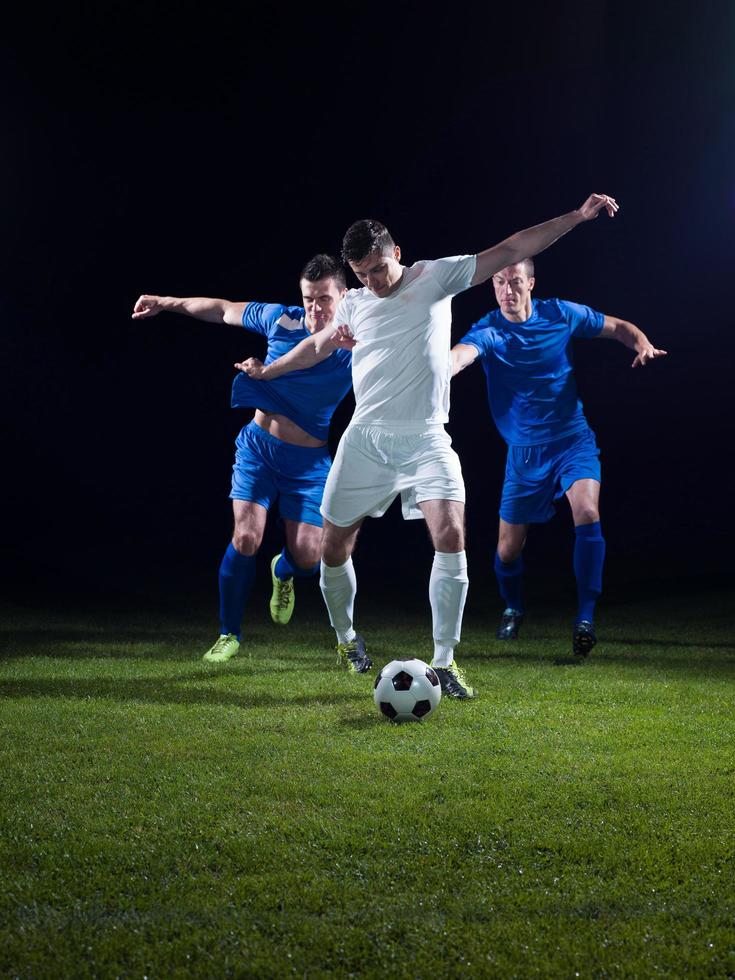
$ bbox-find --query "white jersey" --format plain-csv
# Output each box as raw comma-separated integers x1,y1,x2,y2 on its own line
336,254,477,427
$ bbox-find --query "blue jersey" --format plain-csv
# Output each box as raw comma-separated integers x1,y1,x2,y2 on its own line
460,298,604,447
231,303,353,442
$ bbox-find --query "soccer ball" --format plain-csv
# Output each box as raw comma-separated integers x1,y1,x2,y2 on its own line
373,658,442,723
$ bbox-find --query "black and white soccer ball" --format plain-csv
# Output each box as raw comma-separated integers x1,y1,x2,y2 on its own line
373,658,442,723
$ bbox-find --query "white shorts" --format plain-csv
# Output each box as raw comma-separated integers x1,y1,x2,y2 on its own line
320,423,465,527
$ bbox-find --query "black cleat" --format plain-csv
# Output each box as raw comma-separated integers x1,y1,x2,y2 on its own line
434,661,476,699
573,620,597,658
336,634,372,674
496,608,524,640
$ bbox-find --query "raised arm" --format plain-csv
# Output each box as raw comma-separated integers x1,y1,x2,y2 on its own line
598,316,667,368
451,343,480,378
471,194,619,287
132,294,247,327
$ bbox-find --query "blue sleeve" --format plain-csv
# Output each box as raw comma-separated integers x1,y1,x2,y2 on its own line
241,303,304,338
458,314,498,358
559,300,605,339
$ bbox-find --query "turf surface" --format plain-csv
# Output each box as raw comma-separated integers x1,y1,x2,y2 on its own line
1,586,734,977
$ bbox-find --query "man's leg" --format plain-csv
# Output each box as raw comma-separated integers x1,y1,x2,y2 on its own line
320,518,371,672
419,499,474,699
495,519,528,640
204,500,267,662
566,478,604,656
268,520,322,625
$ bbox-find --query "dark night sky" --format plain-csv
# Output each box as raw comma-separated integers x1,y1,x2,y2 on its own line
2,1,733,606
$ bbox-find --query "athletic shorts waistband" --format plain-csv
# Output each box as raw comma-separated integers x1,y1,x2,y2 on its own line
507,423,593,452
346,420,448,436
246,419,328,454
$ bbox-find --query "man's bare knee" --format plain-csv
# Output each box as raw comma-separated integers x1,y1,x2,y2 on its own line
433,523,465,553
497,521,527,563
321,520,360,567
497,540,523,563
573,504,600,526
232,527,261,556
421,500,465,553
231,502,266,557
284,521,322,569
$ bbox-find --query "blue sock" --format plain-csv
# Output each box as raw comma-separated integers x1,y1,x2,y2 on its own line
574,521,606,624
274,546,320,580
218,543,256,638
494,552,524,613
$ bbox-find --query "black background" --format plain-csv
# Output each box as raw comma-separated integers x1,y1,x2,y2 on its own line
3,1,733,613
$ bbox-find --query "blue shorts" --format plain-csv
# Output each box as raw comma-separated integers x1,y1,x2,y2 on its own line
500,427,601,525
230,421,331,527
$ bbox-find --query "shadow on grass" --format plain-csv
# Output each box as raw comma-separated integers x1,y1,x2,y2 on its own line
459,642,735,675
0,674,369,711
604,636,735,651
0,628,331,663
339,714,385,730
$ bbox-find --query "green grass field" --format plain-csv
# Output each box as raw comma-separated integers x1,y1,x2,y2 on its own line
2,585,734,978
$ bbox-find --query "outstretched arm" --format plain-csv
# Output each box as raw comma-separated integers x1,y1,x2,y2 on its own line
598,316,667,368
451,343,480,378
132,294,247,327
471,194,619,287
234,332,335,380
235,324,355,379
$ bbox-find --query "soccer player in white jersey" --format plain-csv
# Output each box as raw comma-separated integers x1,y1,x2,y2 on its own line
240,195,619,696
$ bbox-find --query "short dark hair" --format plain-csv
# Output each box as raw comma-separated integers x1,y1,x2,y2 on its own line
341,219,395,265
519,257,535,278
300,253,346,289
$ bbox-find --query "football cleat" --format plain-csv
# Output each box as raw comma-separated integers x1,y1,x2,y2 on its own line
202,633,240,663
496,607,524,640
573,620,597,658
433,661,476,699
336,634,372,674
269,555,295,625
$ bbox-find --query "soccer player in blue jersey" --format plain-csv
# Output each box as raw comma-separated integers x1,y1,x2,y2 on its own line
131,254,353,662
452,259,666,656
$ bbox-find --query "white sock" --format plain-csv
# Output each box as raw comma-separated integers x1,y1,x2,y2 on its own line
320,558,357,645
429,550,468,668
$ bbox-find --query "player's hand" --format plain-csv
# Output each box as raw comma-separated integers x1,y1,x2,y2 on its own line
577,194,619,220
131,295,165,319
632,344,667,368
235,357,267,378
330,324,356,350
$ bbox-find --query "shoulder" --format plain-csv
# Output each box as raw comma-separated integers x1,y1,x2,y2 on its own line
459,310,498,350
336,288,364,319
243,302,305,333
529,297,562,319
470,309,499,332
550,298,605,336
425,255,477,287
556,298,604,325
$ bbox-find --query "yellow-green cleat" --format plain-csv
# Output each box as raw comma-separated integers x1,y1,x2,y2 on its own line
270,555,295,625
336,634,372,674
202,633,240,663
433,660,476,699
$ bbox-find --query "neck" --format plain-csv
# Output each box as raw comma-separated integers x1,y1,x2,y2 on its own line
501,299,533,323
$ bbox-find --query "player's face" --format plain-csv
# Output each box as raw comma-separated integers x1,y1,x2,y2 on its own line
300,277,346,333
492,264,535,321
349,246,403,297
